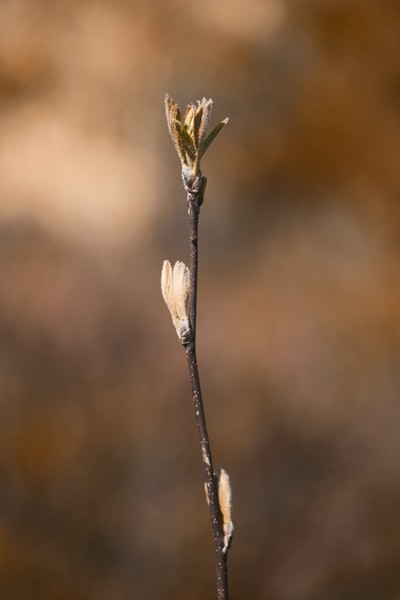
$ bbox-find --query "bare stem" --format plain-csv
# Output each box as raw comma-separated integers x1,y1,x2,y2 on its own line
184,182,229,600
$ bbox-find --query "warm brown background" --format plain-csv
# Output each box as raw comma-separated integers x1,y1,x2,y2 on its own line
1,1,399,598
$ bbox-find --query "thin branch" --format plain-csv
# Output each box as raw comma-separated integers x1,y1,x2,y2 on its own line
185,185,228,600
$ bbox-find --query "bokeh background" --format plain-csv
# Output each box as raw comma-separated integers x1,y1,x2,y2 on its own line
1,0,400,598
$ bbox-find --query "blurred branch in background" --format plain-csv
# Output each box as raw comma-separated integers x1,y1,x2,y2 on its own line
0,0,400,599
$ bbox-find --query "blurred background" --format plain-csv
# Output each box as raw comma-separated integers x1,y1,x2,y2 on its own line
0,0,400,598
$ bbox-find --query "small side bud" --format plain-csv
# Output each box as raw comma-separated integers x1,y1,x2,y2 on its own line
217,468,234,553
161,260,191,344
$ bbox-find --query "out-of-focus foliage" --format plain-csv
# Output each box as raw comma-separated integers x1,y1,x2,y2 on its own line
0,1,399,598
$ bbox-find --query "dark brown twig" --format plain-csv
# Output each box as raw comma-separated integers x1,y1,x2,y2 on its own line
185,180,228,600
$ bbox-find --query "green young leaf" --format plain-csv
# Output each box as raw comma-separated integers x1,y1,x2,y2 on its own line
184,103,194,128
165,95,187,163
165,95,181,139
193,106,204,149
199,118,229,159
175,121,197,163
197,99,213,147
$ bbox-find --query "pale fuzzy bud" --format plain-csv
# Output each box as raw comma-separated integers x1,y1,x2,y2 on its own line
161,260,191,343
217,468,234,553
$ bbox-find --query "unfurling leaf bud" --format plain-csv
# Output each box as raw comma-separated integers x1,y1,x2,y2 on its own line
165,94,228,180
